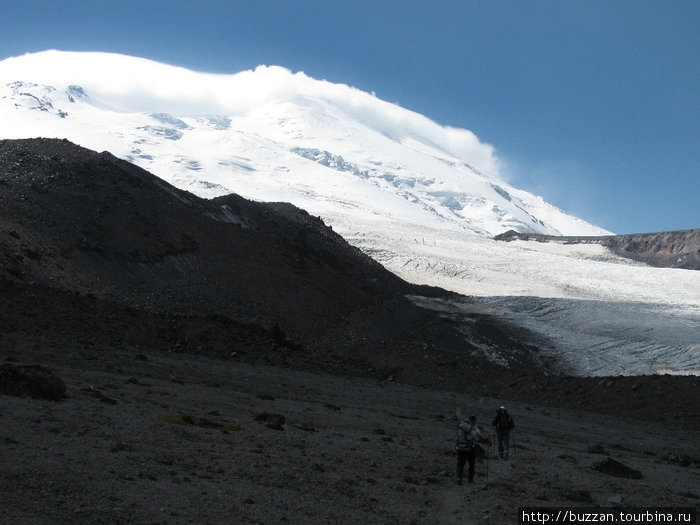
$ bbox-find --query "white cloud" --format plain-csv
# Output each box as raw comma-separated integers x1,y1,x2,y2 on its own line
0,49,503,178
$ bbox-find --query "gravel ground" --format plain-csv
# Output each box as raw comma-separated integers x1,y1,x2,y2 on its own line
2,341,698,525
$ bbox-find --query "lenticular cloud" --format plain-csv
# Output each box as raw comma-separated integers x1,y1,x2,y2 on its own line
0,49,501,178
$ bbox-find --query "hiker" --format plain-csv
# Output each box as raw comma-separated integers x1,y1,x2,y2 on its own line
455,415,481,484
492,406,514,460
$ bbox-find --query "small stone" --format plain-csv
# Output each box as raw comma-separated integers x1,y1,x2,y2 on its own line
255,412,285,430
587,444,607,454
565,490,593,503
607,494,624,507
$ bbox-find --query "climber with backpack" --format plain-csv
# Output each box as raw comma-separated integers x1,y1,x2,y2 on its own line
455,415,481,484
492,406,515,460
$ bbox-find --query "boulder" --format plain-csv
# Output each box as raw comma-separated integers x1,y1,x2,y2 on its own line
255,412,286,430
0,363,66,401
591,457,642,479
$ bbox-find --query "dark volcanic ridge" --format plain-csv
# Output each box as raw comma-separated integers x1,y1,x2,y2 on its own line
0,138,540,383
495,229,700,270
1,138,699,430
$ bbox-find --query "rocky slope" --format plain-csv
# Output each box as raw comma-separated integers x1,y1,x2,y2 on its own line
495,229,700,270
0,138,547,387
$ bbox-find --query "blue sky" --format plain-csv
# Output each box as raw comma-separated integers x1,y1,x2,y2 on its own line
1,0,698,233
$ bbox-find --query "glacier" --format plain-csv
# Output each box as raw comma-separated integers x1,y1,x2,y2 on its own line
1,50,697,376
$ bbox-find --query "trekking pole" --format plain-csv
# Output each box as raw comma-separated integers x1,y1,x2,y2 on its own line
485,444,489,484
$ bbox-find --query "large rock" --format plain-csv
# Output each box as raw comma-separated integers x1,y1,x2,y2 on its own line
0,363,67,401
591,457,643,479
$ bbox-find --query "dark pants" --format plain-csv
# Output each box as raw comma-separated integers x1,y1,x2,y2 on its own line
456,448,476,482
496,429,510,459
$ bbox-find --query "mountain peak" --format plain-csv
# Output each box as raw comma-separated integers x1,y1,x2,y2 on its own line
0,50,611,236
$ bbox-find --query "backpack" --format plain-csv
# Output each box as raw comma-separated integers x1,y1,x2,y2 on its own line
496,411,513,430
455,422,474,451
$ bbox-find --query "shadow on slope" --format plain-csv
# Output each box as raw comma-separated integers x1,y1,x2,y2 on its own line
0,138,539,388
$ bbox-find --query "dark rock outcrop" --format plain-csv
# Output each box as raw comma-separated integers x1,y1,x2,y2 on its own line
495,229,700,270
601,230,700,270
0,363,66,401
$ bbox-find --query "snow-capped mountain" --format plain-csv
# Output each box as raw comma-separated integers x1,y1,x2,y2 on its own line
0,50,609,237
1,50,698,377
